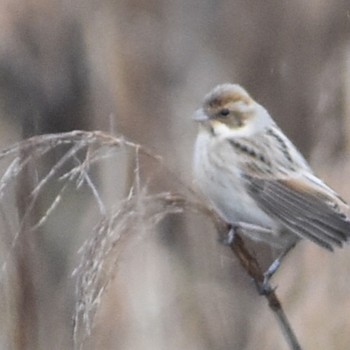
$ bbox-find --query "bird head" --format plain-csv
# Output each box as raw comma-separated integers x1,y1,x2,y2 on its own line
194,84,273,137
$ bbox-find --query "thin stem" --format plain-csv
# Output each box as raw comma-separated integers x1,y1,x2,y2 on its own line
227,231,302,350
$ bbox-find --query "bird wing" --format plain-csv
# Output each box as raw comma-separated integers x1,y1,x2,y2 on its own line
243,173,350,250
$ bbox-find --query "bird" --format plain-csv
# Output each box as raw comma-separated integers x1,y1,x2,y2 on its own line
193,83,350,279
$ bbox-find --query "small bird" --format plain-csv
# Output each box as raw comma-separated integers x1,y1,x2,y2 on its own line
193,84,350,266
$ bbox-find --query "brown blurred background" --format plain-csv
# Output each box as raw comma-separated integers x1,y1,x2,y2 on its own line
0,0,350,349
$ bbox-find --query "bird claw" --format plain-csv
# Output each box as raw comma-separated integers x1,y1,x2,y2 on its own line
255,278,277,296
220,226,237,245
264,259,281,282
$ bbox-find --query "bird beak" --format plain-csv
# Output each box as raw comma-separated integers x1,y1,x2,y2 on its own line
193,109,209,122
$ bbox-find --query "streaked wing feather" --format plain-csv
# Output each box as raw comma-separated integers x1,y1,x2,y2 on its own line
250,183,339,249
267,179,350,236
258,187,342,249
244,175,350,250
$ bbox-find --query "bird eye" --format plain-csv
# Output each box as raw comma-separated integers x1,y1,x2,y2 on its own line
219,108,230,117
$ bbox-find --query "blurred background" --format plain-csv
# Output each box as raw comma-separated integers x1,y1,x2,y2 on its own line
0,0,350,349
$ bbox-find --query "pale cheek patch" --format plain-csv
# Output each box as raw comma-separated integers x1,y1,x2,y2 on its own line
210,120,254,138
210,120,232,136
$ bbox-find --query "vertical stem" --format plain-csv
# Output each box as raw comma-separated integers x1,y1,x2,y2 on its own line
14,142,40,350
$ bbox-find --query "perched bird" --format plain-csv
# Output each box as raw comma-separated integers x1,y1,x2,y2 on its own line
193,84,350,261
